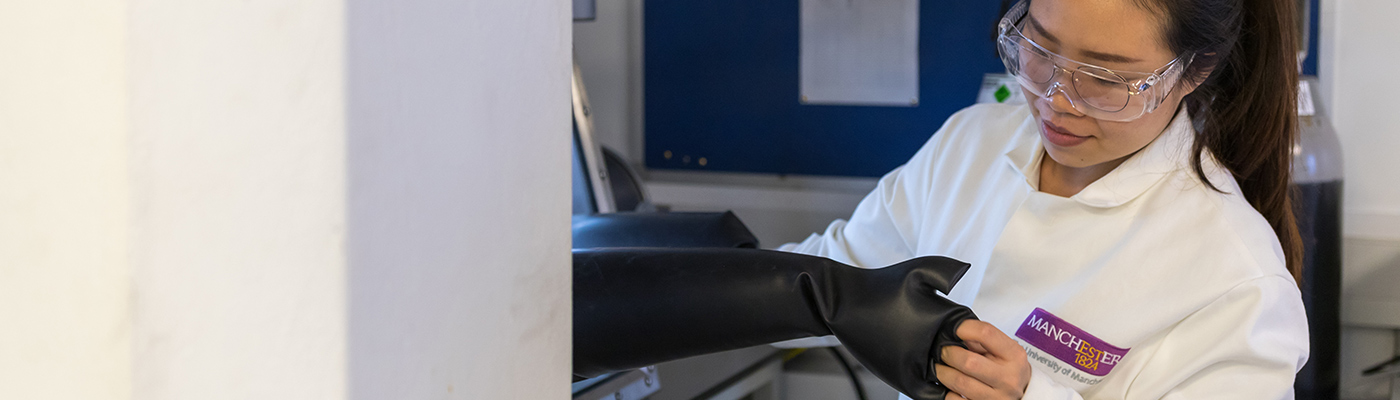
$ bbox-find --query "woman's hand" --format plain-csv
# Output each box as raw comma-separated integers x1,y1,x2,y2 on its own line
933,320,1031,400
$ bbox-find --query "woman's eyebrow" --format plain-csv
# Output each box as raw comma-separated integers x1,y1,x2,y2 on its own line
1082,49,1142,64
1026,14,1144,65
1026,14,1061,45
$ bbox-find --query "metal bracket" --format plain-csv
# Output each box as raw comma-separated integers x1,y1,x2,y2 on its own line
572,367,661,400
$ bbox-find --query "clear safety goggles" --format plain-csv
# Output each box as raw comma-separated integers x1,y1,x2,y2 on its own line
996,0,1194,122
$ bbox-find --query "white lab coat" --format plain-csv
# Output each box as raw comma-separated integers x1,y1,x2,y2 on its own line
780,103,1309,399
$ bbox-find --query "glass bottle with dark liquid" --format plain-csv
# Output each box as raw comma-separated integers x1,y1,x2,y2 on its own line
1293,76,1344,400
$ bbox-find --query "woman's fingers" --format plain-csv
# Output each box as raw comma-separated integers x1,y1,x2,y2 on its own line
934,363,998,400
952,320,990,353
947,390,967,400
957,320,1024,361
942,320,1033,398
942,345,1007,389
964,339,989,354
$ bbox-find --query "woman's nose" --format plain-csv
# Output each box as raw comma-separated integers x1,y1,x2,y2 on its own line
1045,84,1085,117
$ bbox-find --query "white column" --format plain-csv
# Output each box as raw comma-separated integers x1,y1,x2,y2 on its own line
344,0,571,398
1,0,570,398
128,1,351,398
0,2,132,399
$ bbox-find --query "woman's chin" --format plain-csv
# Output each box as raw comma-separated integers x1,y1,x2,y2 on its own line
1043,148,1096,169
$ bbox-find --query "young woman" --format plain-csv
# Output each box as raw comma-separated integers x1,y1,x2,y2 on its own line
780,0,1308,398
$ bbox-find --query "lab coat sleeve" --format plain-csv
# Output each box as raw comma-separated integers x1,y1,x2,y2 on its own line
778,130,946,270
1018,276,1307,400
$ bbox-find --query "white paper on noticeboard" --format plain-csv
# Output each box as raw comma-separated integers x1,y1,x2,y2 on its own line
800,0,920,107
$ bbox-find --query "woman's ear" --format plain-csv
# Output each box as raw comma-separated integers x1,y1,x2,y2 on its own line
1176,79,1204,98
1175,53,1217,97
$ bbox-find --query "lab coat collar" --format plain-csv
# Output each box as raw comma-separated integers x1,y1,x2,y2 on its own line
1004,106,1196,208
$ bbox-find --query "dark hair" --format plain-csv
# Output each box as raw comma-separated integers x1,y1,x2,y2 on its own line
1140,0,1303,281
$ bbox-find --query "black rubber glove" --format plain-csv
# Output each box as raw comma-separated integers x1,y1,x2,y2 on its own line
573,248,978,400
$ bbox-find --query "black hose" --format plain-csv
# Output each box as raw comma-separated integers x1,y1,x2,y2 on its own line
828,347,869,400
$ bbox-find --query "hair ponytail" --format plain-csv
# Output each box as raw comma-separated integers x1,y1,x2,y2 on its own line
1154,0,1304,281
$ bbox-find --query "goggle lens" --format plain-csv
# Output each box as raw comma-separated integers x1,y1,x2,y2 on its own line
1008,35,1135,115
1016,43,1056,84
1072,68,1131,112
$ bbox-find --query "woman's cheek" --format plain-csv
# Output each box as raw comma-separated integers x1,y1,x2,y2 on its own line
1100,118,1168,157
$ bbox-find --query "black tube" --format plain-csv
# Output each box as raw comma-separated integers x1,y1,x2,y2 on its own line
829,347,869,400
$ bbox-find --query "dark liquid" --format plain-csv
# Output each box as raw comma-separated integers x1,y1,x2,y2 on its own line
1293,180,1342,400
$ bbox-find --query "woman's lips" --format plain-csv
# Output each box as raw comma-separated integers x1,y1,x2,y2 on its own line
1041,120,1090,147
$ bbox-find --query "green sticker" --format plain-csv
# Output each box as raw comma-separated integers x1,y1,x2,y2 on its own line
994,84,1012,103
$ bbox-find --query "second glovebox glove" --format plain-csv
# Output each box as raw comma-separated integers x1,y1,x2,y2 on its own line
573,248,979,400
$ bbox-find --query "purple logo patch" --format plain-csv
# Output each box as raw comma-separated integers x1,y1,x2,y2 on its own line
1014,308,1129,377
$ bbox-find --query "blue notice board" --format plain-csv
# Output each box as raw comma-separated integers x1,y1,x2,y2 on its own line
645,0,1008,177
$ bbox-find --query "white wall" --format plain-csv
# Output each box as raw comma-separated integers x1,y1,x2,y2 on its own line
1319,0,1400,242
0,2,131,399
2,1,571,398
645,174,874,248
